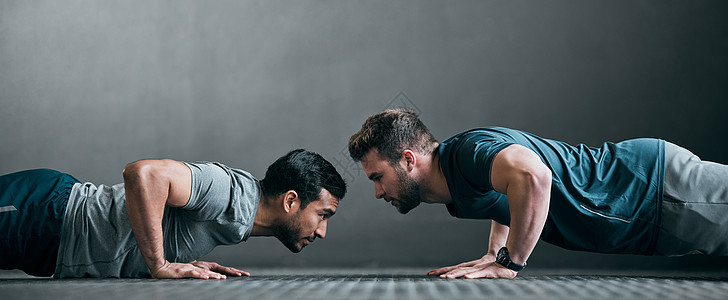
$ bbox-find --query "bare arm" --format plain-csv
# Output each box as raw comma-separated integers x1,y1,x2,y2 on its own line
488,220,509,255
491,144,551,266
123,159,248,279
429,144,551,279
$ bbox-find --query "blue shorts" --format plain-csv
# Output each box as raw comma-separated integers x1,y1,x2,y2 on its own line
0,169,79,276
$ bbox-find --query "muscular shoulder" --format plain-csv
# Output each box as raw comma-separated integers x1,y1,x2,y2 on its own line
123,159,191,207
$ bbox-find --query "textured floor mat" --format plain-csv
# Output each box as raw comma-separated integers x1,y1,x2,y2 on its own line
2,270,728,300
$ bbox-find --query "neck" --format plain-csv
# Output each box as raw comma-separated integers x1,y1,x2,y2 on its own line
250,195,277,236
419,151,452,204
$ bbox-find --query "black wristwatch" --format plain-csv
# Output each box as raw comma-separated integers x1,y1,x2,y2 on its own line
495,247,527,272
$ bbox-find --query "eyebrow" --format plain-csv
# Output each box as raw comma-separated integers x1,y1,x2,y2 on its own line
367,172,381,181
323,208,336,216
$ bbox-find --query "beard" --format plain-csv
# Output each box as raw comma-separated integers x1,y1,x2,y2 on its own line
272,213,310,253
391,166,422,214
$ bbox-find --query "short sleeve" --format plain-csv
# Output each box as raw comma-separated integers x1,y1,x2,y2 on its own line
441,129,515,224
454,134,514,191
182,162,235,220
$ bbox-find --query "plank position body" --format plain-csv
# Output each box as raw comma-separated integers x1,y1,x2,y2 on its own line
0,149,346,278
349,109,728,279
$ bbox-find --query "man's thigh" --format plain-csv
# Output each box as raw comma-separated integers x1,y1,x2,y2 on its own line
656,142,728,256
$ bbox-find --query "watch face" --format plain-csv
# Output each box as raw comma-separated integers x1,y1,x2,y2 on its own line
496,247,508,264
496,247,526,271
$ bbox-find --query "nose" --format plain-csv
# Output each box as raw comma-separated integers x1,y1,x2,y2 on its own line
315,220,327,239
374,182,384,199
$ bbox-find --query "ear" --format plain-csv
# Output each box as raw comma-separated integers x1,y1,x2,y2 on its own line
401,150,417,171
282,190,300,214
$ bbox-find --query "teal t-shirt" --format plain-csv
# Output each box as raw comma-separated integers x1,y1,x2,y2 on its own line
439,127,664,255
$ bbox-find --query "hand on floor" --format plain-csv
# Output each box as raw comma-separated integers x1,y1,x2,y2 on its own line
151,260,250,279
427,253,517,279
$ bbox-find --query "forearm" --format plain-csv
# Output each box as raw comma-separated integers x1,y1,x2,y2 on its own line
123,162,171,272
488,220,509,255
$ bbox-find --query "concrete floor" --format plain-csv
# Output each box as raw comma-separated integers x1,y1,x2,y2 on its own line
2,268,728,300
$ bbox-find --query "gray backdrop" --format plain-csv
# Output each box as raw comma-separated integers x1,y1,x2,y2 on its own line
2,0,727,271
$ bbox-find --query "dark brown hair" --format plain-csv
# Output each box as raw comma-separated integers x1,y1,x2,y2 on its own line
348,109,438,164
261,149,347,209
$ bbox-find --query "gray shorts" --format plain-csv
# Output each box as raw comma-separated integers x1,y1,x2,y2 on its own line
655,142,728,256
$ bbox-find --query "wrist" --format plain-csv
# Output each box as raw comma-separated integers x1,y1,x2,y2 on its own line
487,245,503,257
495,247,527,272
149,259,169,273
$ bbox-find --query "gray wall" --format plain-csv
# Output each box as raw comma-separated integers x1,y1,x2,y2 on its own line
2,0,727,271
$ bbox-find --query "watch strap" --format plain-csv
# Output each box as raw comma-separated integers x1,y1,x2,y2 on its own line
496,247,526,272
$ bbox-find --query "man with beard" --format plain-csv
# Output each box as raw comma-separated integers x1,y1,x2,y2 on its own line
348,109,728,279
0,149,346,279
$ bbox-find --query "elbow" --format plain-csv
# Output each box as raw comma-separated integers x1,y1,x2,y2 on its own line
533,165,552,188
531,166,551,191
518,166,552,199
515,165,551,186
123,160,156,185
530,166,552,205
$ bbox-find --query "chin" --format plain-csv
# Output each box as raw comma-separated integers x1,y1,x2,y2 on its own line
397,204,420,214
287,245,303,253
282,242,304,253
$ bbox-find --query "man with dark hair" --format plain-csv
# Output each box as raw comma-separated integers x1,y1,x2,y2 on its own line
349,109,728,279
0,149,346,278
